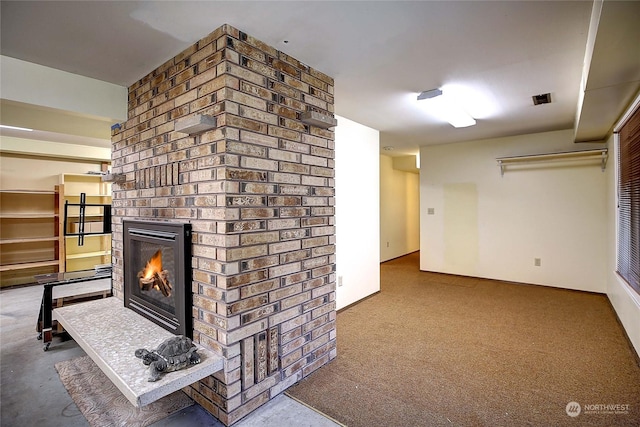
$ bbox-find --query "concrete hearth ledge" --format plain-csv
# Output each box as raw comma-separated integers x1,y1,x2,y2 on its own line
54,297,223,407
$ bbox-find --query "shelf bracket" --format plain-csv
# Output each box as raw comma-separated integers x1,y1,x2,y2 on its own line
600,150,608,172
498,159,505,177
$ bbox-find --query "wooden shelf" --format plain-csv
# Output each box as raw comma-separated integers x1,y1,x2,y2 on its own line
64,213,105,218
65,234,111,239
0,212,58,219
0,260,59,272
66,251,112,260
64,194,110,198
0,189,56,195
1,237,59,244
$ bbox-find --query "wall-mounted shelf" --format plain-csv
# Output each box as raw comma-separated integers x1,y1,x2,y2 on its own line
496,148,608,177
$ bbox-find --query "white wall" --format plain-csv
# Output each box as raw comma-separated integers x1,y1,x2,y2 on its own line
335,116,380,309
380,155,420,261
0,55,127,121
420,129,608,293
605,104,640,356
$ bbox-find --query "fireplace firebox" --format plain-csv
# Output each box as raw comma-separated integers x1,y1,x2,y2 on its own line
123,220,192,337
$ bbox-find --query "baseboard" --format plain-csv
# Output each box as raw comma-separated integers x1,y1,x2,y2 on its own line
337,291,381,313
380,250,419,264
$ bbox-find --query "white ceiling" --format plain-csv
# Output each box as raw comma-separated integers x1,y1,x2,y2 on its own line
1,1,639,156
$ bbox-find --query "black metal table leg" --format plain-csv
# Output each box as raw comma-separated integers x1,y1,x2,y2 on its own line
41,284,53,351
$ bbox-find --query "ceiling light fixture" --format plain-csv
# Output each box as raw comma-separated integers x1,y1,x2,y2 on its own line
0,124,34,132
417,88,476,128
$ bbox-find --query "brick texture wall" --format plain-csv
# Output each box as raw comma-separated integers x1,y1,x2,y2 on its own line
110,24,336,425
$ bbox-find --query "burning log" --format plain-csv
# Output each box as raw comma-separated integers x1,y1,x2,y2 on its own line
139,270,172,297
138,250,173,297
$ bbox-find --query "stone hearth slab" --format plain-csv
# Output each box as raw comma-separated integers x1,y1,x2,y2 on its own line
54,297,223,407
52,278,111,301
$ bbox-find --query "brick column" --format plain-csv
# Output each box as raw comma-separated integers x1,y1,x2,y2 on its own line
110,24,336,425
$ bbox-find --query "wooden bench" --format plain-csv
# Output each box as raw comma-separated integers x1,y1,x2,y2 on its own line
54,297,224,407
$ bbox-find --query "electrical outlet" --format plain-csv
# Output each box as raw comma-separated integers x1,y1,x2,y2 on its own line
534,258,541,267
386,242,389,248
338,276,343,287
427,208,435,215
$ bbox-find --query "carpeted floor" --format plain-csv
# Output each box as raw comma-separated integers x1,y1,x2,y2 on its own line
286,252,640,426
55,356,193,427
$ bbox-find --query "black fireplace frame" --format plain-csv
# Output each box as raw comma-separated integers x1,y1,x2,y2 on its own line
123,220,192,338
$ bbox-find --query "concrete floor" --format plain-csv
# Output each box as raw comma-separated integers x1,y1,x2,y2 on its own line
0,284,341,427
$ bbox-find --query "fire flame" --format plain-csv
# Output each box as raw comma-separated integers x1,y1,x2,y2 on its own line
142,250,163,290
137,249,172,297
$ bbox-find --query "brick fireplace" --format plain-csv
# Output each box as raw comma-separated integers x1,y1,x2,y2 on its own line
110,24,336,425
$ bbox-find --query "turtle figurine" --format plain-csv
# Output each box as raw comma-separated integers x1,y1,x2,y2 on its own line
134,335,201,382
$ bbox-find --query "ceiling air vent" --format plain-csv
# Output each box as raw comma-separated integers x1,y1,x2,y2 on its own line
532,93,552,106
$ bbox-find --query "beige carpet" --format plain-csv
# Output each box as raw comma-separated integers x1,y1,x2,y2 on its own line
287,252,640,426
55,355,193,427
